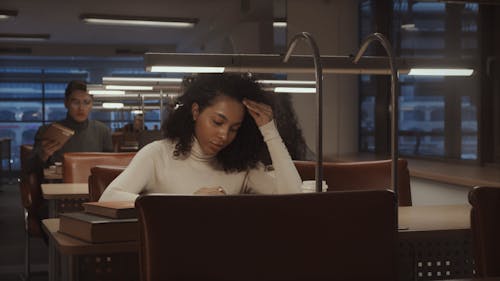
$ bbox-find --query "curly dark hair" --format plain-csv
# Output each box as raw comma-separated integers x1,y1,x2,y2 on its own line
162,73,270,172
259,92,307,165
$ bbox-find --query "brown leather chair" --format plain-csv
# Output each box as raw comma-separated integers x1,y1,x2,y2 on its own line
62,152,135,183
18,144,48,280
88,165,126,201
136,190,397,281
468,186,500,278
111,131,124,152
294,159,412,206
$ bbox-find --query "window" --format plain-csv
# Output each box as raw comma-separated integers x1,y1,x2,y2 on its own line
359,1,479,161
0,56,162,170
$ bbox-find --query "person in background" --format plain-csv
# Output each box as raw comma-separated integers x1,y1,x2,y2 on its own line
123,113,148,133
30,80,113,170
99,73,301,201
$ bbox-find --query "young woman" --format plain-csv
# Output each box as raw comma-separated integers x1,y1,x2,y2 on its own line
99,74,301,201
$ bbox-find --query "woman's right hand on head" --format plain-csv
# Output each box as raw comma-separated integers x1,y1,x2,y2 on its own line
193,186,226,195
40,139,63,162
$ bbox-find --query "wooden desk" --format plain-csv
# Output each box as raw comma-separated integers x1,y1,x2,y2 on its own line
42,183,89,218
398,205,473,281
399,204,470,231
42,204,473,281
43,219,138,281
42,183,90,281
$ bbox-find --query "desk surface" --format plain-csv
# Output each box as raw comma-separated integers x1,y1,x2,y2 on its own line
42,218,138,255
334,153,500,187
41,183,89,200
399,204,470,232
42,204,470,256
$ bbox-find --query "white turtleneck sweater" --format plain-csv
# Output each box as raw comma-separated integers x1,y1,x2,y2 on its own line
99,121,302,202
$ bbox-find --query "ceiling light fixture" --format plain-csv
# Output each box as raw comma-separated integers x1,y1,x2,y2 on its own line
408,68,474,76
145,53,474,76
105,85,154,91
88,90,125,95
80,14,198,28
102,102,124,109
274,87,316,93
103,77,183,83
273,21,287,28
0,33,50,42
0,10,17,20
149,66,225,73
257,79,315,86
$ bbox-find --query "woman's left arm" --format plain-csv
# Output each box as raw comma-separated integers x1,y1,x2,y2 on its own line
243,99,302,194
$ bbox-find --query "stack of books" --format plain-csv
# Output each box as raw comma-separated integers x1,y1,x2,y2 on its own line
58,201,138,243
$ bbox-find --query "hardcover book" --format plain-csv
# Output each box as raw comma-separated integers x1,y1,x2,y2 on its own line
41,123,75,145
83,201,137,219
58,212,138,243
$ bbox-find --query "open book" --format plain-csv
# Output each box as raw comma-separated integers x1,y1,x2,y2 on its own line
41,123,75,145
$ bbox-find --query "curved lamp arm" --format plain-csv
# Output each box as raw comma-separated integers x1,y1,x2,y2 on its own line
353,32,400,221
283,32,324,193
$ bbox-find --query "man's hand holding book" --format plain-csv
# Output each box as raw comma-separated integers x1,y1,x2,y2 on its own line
40,123,75,161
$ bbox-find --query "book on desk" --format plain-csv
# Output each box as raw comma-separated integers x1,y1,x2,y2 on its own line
59,212,138,243
82,201,137,219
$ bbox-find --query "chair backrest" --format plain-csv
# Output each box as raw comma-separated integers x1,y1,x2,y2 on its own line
294,159,412,206
138,130,163,149
19,144,35,209
88,165,126,201
19,144,45,240
468,186,500,277
136,190,397,281
111,131,124,152
62,152,135,183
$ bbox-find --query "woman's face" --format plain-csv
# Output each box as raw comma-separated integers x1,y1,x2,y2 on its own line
192,95,245,155
64,90,93,123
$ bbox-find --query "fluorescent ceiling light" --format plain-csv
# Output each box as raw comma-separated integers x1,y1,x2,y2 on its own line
274,87,316,93
103,77,183,83
149,66,225,73
0,10,17,20
273,21,287,28
81,14,197,28
408,68,474,76
102,102,124,109
401,23,418,31
131,110,143,114
0,33,50,42
257,80,315,86
145,53,475,76
89,90,125,95
105,85,154,91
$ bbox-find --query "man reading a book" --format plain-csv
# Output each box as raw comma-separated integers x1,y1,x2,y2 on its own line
30,80,113,170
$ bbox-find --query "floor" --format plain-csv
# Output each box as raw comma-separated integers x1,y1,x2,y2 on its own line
0,176,49,281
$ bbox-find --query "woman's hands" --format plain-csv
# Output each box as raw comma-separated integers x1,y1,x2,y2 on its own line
243,98,273,127
40,139,64,162
193,186,226,195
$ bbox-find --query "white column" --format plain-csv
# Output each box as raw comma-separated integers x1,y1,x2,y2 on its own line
287,0,359,160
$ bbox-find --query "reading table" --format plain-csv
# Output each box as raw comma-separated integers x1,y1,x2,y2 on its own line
42,182,89,281
43,204,473,281
42,183,89,217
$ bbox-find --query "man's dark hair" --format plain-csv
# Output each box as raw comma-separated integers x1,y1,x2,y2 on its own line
64,80,87,99
162,73,270,172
